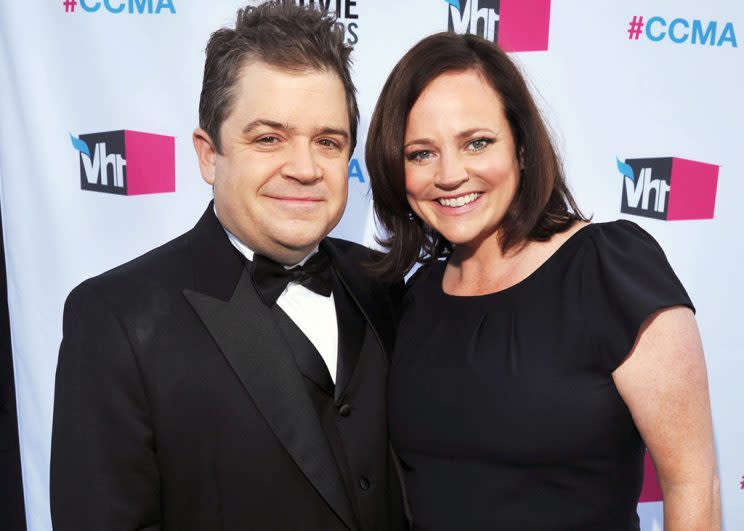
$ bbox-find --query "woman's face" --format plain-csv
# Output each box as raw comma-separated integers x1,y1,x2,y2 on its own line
403,69,520,250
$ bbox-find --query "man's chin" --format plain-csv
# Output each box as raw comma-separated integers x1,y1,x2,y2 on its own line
264,232,327,263
282,236,325,253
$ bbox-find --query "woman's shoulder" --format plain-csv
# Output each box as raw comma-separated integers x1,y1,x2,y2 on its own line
572,219,673,272
552,219,689,302
584,218,662,246
576,219,693,366
538,218,693,317
518,220,662,282
548,219,668,270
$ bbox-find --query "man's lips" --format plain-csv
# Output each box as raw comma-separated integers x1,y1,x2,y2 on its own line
266,195,324,202
265,195,326,211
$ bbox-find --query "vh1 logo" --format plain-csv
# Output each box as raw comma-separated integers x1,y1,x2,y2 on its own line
70,130,175,195
618,157,719,221
445,0,551,52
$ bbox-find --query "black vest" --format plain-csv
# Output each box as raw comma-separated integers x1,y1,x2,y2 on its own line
270,269,405,531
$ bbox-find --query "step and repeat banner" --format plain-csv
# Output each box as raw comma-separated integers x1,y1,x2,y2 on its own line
1,1,742,529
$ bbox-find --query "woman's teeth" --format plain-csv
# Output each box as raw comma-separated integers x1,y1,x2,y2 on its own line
438,193,481,207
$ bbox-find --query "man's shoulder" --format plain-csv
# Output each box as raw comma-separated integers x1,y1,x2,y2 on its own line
324,236,403,299
324,237,403,350
73,204,224,300
325,236,392,270
91,229,193,290
324,236,381,262
66,226,197,318
323,237,388,283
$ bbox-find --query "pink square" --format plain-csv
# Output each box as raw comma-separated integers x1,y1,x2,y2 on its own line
667,158,718,221
124,130,176,196
498,0,551,52
639,451,663,502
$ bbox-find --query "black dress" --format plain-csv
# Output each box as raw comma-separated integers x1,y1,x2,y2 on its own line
388,221,694,531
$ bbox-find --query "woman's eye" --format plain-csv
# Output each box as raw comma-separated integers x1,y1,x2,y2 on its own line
467,138,493,151
406,150,433,162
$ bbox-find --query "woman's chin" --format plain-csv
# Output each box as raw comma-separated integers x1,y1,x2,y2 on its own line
438,229,483,248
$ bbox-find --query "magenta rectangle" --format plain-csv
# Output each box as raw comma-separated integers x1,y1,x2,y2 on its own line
667,157,718,221
498,0,551,52
124,130,176,196
639,450,663,502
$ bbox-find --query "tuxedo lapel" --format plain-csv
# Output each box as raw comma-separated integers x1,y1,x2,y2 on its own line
272,304,335,396
182,210,356,531
332,269,365,401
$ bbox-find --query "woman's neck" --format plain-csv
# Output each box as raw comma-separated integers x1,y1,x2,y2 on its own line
442,221,588,296
444,233,528,295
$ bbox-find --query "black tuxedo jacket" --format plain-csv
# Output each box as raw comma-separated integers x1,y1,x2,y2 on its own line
50,204,408,531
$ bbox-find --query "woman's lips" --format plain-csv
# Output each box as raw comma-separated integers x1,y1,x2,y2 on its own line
432,192,483,215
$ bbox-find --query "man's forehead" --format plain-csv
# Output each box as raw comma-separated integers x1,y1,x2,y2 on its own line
235,58,335,86
225,64,349,131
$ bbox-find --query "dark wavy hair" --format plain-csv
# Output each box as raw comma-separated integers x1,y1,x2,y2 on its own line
365,32,586,280
199,0,359,154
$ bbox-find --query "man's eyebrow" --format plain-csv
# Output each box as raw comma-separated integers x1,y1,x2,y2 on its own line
242,119,293,135
243,120,349,141
317,127,349,140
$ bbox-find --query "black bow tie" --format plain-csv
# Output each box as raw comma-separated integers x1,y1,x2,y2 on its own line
251,250,333,306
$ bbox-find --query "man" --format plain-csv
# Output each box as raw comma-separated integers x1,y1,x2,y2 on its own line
50,2,407,529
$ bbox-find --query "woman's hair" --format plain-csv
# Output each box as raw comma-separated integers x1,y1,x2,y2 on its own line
365,32,586,280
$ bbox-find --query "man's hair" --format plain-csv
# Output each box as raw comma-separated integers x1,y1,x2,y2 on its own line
365,32,587,280
198,0,359,154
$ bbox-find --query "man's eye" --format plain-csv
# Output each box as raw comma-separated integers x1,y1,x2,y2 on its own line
318,138,340,149
257,136,280,144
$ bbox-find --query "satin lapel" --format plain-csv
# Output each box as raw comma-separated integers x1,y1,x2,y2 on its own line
183,267,356,530
332,270,365,401
271,304,335,396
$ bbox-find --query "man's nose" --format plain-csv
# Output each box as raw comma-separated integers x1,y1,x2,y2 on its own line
282,141,323,183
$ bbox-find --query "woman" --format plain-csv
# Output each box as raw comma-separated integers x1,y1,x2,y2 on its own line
366,32,720,530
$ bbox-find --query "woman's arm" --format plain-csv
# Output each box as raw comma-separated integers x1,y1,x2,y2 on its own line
613,306,720,531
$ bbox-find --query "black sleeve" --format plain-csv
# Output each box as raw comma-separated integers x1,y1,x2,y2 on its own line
50,281,161,531
581,220,695,372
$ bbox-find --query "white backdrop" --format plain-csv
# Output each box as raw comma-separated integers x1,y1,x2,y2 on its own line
1,1,742,529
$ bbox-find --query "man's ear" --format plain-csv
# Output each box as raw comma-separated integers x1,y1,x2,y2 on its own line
193,128,217,185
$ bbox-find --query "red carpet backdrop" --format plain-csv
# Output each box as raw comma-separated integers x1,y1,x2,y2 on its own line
0,1,742,529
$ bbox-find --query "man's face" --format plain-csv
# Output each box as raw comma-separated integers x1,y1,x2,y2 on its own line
194,61,351,264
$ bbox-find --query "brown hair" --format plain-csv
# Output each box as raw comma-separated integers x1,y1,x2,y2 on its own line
199,0,359,154
366,32,586,280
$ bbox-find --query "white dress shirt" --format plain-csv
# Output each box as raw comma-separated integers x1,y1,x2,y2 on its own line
224,229,339,383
